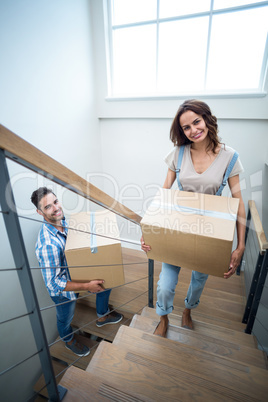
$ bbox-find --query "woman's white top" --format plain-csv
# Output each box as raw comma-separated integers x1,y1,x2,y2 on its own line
164,144,244,195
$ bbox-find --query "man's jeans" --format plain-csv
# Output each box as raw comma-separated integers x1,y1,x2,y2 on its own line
51,295,76,343
156,263,208,316
96,289,112,318
51,289,111,342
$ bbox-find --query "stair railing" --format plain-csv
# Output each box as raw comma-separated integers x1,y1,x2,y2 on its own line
0,124,154,401
241,201,268,348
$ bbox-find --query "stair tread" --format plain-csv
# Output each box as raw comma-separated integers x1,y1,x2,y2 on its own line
86,341,234,401
87,340,268,401
177,266,246,294
49,334,99,370
72,303,130,341
173,287,245,316
141,307,255,347
115,325,268,378
172,305,247,331
127,318,267,369
59,365,148,401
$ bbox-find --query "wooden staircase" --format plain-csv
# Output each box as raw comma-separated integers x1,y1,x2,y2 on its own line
56,250,267,401
34,249,268,400
58,304,268,401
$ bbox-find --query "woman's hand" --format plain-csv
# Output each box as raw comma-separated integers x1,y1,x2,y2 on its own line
140,236,151,253
224,246,245,279
225,175,246,279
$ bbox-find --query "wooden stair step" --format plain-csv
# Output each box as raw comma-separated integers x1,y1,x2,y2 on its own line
171,294,245,324
175,277,246,304
177,267,245,295
87,341,235,402
34,360,67,398
128,317,267,369
58,366,142,401
72,303,130,342
111,326,268,400
141,307,255,347
171,304,247,331
59,365,146,402
198,284,245,303
49,334,99,370
130,314,158,333
174,287,245,315
113,326,268,401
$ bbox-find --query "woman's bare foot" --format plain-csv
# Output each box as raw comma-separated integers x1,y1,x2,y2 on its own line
181,308,193,329
154,315,169,337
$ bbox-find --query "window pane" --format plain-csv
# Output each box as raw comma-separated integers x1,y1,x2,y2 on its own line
158,17,209,92
214,0,265,10
159,0,210,18
206,7,268,90
112,25,156,95
112,0,157,25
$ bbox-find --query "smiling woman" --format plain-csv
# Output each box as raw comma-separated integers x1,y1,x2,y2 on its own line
141,99,246,337
180,111,209,143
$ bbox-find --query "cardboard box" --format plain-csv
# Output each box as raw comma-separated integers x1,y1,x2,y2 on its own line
141,189,239,277
65,210,124,289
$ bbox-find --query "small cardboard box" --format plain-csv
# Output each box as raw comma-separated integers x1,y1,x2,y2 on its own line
65,210,124,289
141,189,239,277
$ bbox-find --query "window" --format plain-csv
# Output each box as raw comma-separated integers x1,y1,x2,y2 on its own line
105,0,268,97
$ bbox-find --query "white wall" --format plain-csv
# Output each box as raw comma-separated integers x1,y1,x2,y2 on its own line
0,1,100,400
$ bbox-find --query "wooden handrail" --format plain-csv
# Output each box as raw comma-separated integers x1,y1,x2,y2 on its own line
0,124,142,225
249,200,268,254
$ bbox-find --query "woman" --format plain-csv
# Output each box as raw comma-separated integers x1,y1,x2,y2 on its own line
141,99,246,337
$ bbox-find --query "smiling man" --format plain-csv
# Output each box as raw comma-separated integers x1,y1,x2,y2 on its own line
31,187,123,356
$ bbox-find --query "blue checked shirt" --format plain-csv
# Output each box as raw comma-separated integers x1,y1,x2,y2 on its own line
35,219,77,301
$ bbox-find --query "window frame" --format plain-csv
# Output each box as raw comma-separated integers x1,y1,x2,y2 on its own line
104,0,268,100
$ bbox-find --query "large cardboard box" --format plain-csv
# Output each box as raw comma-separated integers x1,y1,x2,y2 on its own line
65,210,125,289
141,189,239,277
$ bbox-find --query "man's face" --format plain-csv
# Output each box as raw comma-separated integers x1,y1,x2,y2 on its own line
37,193,64,225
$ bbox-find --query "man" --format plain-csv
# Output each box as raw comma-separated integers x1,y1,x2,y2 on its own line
31,187,123,356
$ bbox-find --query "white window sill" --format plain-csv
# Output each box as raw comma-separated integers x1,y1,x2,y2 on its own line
106,90,267,102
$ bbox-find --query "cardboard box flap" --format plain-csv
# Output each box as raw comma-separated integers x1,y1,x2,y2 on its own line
66,210,120,252
140,189,239,277
141,189,239,241
65,210,125,288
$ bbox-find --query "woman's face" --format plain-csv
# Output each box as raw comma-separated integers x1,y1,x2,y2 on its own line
179,110,208,144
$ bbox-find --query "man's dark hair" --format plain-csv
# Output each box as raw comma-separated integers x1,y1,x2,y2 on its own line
31,187,56,209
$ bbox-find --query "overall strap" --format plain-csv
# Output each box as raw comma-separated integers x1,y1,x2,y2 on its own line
176,145,185,191
216,151,239,196
90,211,98,254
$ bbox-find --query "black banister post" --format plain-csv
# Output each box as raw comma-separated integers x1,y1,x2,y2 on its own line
237,207,251,276
242,252,264,325
244,250,268,334
148,259,154,308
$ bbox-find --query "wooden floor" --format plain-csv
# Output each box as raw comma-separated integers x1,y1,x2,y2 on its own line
35,247,268,400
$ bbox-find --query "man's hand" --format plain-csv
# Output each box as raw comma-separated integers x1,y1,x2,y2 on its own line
64,279,105,293
84,280,105,293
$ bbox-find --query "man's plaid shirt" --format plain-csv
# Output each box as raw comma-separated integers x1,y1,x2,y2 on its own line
35,219,76,300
